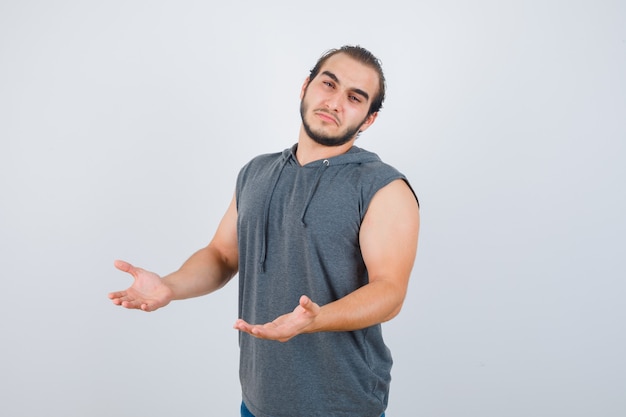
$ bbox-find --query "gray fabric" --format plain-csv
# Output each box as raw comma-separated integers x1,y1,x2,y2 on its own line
235,145,413,417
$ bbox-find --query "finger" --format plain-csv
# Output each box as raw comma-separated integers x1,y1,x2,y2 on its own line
252,325,292,342
141,302,158,312
108,291,127,300
246,325,273,339
233,319,252,332
234,320,270,339
120,299,147,310
114,260,142,278
299,295,310,307
108,292,132,306
299,295,320,314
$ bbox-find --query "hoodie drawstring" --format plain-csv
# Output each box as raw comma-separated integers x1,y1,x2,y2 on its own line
254,146,383,274
259,157,289,273
300,159,330,226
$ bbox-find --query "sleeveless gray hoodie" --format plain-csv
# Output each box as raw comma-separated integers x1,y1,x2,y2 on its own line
236,144,416,417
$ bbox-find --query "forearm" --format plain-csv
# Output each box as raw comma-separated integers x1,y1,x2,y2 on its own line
163,244,238,300
307,279,407,333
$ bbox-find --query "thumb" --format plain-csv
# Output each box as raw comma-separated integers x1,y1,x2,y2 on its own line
299,295,320,314
114,259,135,274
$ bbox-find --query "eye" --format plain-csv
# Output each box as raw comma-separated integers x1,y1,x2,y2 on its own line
323,81,334,88
349,95,362,103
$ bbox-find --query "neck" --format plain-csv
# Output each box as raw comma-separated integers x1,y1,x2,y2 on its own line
295,125,356,165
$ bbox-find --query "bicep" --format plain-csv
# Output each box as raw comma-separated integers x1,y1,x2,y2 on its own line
360,180,420,292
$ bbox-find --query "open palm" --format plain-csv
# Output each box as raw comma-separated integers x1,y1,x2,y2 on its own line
108,260,174,312
233,295,320,342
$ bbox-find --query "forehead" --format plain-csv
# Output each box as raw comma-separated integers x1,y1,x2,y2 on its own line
318,53,379,97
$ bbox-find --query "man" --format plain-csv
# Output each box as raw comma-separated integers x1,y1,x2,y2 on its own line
109,45,420,417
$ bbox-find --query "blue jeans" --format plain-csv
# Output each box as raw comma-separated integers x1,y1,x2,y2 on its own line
241,401,385,417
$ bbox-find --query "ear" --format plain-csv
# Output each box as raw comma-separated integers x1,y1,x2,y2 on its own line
300,76,311,100
358,112,378,133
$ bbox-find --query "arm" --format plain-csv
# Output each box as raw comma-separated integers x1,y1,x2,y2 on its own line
109,193,239,311
234,179,419,340
310,178,420,330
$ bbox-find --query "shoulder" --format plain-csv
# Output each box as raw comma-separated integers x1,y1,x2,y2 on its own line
344,147,404,180
241,151,283,170
352,147,419,207
349,154,419,207
237,150,285,180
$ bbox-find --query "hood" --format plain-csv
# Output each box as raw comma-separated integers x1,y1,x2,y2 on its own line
258,144,381,272
280,144,382,166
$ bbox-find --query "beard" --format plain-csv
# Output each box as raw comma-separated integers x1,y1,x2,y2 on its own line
299,96,368,147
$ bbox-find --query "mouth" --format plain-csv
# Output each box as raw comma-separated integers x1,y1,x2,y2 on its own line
314,110,339,126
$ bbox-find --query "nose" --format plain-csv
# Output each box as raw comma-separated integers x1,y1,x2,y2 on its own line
325,92,341,112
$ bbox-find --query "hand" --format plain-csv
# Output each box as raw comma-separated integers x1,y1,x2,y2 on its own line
233,295,320,342
108,260,174,312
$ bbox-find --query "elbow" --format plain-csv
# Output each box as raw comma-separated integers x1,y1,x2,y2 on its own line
382,303,404,322
380,290,406,322
370,278,408,324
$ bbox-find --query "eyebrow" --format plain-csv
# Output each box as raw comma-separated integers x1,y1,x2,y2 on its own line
321,70,370,102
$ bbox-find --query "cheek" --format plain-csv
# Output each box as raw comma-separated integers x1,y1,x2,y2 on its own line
346,107,368,123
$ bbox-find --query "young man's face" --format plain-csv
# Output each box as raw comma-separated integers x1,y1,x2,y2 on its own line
300,53,379,147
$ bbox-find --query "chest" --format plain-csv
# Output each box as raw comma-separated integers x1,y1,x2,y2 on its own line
239,164,365,243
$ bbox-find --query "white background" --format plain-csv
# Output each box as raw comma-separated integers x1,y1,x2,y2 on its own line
1,1,624,416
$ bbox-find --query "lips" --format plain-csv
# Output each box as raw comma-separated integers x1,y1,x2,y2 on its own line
315,110,339,125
